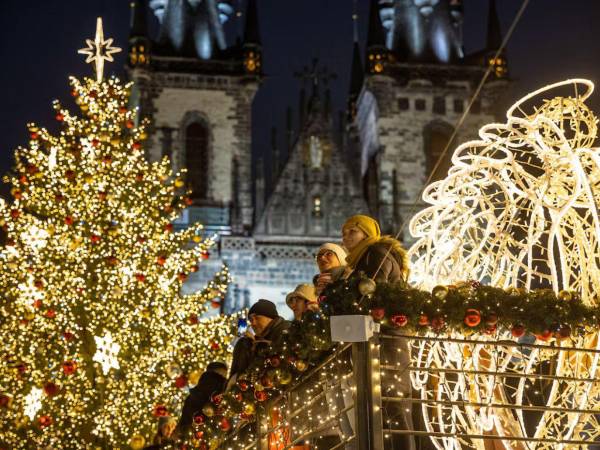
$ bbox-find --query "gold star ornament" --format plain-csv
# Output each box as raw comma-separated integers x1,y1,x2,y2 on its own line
78,17,121,83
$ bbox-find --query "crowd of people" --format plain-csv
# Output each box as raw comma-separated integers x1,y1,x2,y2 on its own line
147,214,412,449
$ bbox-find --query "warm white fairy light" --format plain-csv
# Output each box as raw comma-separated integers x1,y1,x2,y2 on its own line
24,387,44,420
407,79,600,449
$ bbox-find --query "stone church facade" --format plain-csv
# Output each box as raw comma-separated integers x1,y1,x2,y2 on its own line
127,0,508,315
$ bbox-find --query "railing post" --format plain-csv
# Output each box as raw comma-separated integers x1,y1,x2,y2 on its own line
352,332,384,450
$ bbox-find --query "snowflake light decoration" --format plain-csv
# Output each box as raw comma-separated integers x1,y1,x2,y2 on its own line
93,332,121,375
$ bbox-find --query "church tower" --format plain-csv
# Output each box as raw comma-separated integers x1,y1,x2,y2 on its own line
356,0,509,238
127,0,261,234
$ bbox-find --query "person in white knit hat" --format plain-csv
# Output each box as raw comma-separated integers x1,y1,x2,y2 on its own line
313,243,347,295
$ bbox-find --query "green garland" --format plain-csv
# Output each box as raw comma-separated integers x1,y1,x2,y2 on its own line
189,275,600,446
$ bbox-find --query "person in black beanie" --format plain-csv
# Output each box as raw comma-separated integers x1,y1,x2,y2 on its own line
226,299,290,390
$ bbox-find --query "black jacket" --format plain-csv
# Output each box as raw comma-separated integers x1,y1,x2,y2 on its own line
353,238,408,285
228,317,291,380
176,370,226,434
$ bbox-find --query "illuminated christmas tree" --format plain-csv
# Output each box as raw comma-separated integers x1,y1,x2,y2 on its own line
0,19,239,449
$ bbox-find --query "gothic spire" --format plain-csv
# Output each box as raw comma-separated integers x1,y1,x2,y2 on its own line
130,0,148,39
243,0,261,46
486,0,502,51
348,33,364,121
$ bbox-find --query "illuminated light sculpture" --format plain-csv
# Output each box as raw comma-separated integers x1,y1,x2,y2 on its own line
408,80,600,449
0,22,239,448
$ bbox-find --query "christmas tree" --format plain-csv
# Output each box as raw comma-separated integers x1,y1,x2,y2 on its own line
0,19,239,449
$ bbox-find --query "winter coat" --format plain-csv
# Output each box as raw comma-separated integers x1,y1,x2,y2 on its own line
228,317,291,383
351,237,408,285
176,370,226,435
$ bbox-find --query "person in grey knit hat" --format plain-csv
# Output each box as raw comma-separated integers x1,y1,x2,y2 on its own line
314,243,348,295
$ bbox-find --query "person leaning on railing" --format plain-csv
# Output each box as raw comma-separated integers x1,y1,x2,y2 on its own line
286,284,318,321
341,215,416,450
313,243,348,296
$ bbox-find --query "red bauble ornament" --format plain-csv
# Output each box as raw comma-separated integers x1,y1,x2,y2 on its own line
43,382,59,397
62,331,75,341
62,360,77,375
184,197,193,206
536,330,552,342
391,314,409,327
132,142,142,150
26,164,38,174
211,393,223,406
178,272,188,282
210,342,219,351
90,234,101,244
55,113,64,122
219,417,231,431
71,89,78,97
210,300,221,309
34,280,44,289
153,404,169,417
135,172,144,182
238,379,249,391
463,309,481,327
10,209,20,219
38,415,53,428
188,314,199,325
33,300,42,308
174,375,188,389
30,132,39,140
98,191,107,201
193,413,205,425
431,317,445,332
135,273,146,282
12,189,22,200
91,138,100,148
45,309,56,319
370,307,385,321
126,120,135,129
64,216,74,226
164,224,174,233
260,375,273,389
200,251,210,260
234,392,243,401
418,315,430,326
156,255,167,266
119,106,127,114
254,390,268,402
190,264,199,273
511,325,526,338
0,394,10,408
106,256,118,266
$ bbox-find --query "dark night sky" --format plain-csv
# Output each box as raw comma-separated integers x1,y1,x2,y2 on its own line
1,0,600,190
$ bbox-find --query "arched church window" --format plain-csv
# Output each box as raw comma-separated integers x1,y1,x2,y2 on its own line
185,122,209,200
425,124,454,183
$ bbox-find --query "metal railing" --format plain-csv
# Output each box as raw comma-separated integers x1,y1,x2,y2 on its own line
220,331,600,449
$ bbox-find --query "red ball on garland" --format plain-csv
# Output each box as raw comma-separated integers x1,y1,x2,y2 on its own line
38,415,53,428
260,375,274,389
211,393,223,406
370,307,385,321
62,360,77,375
219,417,231,431
62,331,75,341
254,390,268,402
119,106,128,114
463,309,481,327
43,382,59,397
234,392,243,402
10,209,20,219
34,280,44,290
92,138,100,148
178,272,188,282
193,413,205,425
153,404,169,417
190,264,199,273
45,309,56,319
184,197,194,206
391,314,409,327
210,341,220,351
156,255,167,266
33,300,42,308
174,375,188,389
431,316,445,332
188,314,199,325
90,234,101,244
164,223,174,233
126,120,135,129
536,330,552,342
55,113,64,122
418,315,430,326
30,132,39,140
64,216,74,226
511,324,525,338
200,251,210,260
238,379,249,391
12,189,22,200
132,141,142,150
135,273,146,282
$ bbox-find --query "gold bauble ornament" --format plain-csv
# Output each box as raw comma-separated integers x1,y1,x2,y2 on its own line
254,381,265,392
188,369,202,386
244,403,256,415
295,360,308,372
277,369,292,385
432,285,449,300
14,415,29,428
202,403,215,417
24,311,35,321
129,434,146,450
165,363,182,378
358,278,376,296
558,290,573,301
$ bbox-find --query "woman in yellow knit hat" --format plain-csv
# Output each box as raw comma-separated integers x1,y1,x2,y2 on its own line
342,214,409,284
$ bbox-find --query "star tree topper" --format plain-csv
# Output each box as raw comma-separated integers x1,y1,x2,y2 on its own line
78,17,121,83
